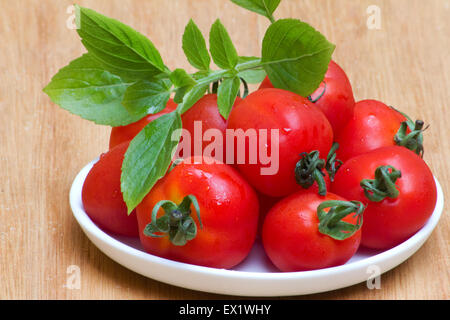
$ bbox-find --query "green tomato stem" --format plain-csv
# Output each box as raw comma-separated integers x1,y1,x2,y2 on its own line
360,165,402,202
325,142,343,182
317,200,365,240
143,194,202,246
295,151,327,196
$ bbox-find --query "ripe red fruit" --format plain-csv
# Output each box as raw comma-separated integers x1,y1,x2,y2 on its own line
136,156,259,269
331,146,437,249
262,191,362,272
82,142,139,237
335,99,407,162
227,88,333,197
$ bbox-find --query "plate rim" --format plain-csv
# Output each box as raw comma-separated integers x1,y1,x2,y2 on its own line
69,159,444,294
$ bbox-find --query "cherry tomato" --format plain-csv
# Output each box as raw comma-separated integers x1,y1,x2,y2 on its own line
331,146,437,249
109,99,177,149
260,60,355,135
82,142,139,237
136,156,259,269
227,88,333,197
335,100,407,162
262,192,363,272
180,94,241,160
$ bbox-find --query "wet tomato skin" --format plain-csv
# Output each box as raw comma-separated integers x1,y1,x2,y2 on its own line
136,156,259,269
335,99,406,162
227,88,333,197
109,99,177,149
331,146,437,249
262,192,361,272
82,142,139,237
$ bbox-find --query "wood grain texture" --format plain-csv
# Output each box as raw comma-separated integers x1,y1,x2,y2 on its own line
0,0,448,299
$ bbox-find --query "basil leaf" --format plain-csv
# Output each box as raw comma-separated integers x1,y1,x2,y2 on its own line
182,19,211,71
237,56,266,84
209,19,238,70
122,79,171,115
192,70,211,80
173,86,191,104
261,19,335,97
170,69,196,88
217,77,240,119
178,84,209,114
238,69,266,84
121,111,182,213
43,54,142,126
76,5,168,80
231,0,281,22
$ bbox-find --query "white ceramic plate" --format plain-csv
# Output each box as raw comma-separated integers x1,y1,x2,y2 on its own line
70,160,444,297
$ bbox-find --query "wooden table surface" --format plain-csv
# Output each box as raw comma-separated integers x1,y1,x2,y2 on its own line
0,0,448,300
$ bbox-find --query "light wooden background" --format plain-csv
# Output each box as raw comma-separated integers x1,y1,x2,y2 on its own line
0,0,448,299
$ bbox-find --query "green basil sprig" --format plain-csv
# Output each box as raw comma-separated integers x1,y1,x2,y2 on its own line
43,1,335,213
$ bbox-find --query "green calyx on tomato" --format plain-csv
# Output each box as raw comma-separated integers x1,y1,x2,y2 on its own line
391,106,427,157
394,119,426,157
317,200,365,240
360,165,402,202
143,194,203,246
325,142,343,181
294,142,343,195
295,151,327,196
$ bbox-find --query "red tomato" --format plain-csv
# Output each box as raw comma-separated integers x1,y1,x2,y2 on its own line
136,156,259,269
180,94,241,160
227,88,333,197
109,99,177,149
82,142,139,237
335,99,407,162
260,60,355,135
331,146,437,249
262,192,362,272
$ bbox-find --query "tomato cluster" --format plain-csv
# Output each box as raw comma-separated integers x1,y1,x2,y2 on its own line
82,60,437,272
